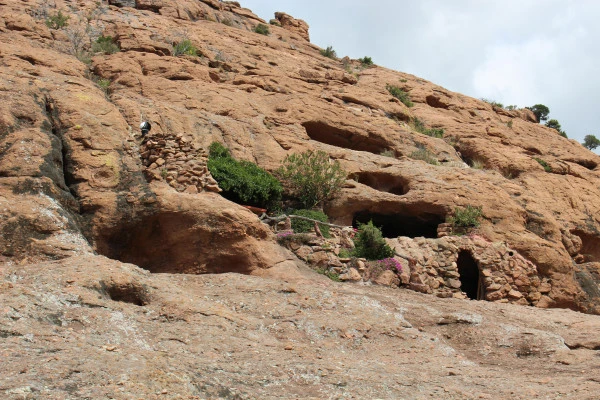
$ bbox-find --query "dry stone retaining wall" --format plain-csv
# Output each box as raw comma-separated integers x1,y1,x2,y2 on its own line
140,133,221,194
390,235,548,306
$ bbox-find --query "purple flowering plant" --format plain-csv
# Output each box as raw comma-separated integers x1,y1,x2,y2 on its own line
376,257,403,273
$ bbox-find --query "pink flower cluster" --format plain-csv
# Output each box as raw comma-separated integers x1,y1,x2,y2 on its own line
377,257,403,273
277,230,294,238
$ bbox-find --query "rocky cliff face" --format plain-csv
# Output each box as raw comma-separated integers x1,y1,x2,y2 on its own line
2,0,599,312
1,1,600,396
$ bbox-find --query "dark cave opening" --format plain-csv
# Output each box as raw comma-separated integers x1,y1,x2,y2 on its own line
350,171,409,196
352,211,444,239
457,250,483,300
95,212,253,275
302,120,389,155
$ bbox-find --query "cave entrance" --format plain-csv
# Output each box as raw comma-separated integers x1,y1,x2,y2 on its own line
457,250,484,300
353,212,444,239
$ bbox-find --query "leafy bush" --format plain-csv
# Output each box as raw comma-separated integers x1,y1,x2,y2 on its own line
386,84,413,107
253,23,270,35
410,148,439,165
413,118,444,138
352,221,394,261
358,56,373,66
207,142,283,209
447,205,483,229
320,46,337,59
583,134,600,150
534,157,552,172
92,35,120,54
172,39,199,56
527,104,550,122
45,10,69,29
276,150,346,209
290,209,331,238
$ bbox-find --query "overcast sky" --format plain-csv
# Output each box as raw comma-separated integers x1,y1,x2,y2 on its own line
241,0,600,149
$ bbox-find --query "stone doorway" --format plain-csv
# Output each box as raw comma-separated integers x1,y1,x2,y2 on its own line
457,250,484,300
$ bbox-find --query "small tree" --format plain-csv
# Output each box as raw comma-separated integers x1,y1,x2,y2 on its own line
352,221,394,260
276,150,346,209
527,104,550,123
358,56,373,66
545,119,567,137
45,10,70,29
583,135,600,150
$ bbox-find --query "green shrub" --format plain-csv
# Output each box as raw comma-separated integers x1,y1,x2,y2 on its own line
534,157,552,172
352,221,394,261
253,23,270,35
276,150,346,209
358,56,373,66
583,134,600,150
172,39,199,56
207,142,283,209
447,205,483,229
290,209,331,238
45,11,69,29
413,118,444,138
96,78,111,96
410,148,439,165
481,98,504,108
320,46,337,59
315,267,341,282
386,84,413,107
92,35,120,54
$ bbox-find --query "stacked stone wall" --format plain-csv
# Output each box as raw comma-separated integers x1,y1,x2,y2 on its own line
140,133,221,194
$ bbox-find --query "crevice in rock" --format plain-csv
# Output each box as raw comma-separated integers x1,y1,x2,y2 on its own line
353,211,444,239
457,250,484,300
349,171,409,196
100,280,149,306
524,147,542,156
43,96,77,195
302,120,390,155
95,212,254,275
426,95,449,109
568,159,598,171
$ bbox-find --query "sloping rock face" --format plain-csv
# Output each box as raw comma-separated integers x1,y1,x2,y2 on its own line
1,0,599,311
2,256,600,399
2,1,600,397
0,0,293,274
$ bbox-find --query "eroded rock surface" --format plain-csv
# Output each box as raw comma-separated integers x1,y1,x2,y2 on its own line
1,256,600,399
1,0,600,396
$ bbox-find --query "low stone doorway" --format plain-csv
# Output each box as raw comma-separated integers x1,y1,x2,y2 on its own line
457,250,484,300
